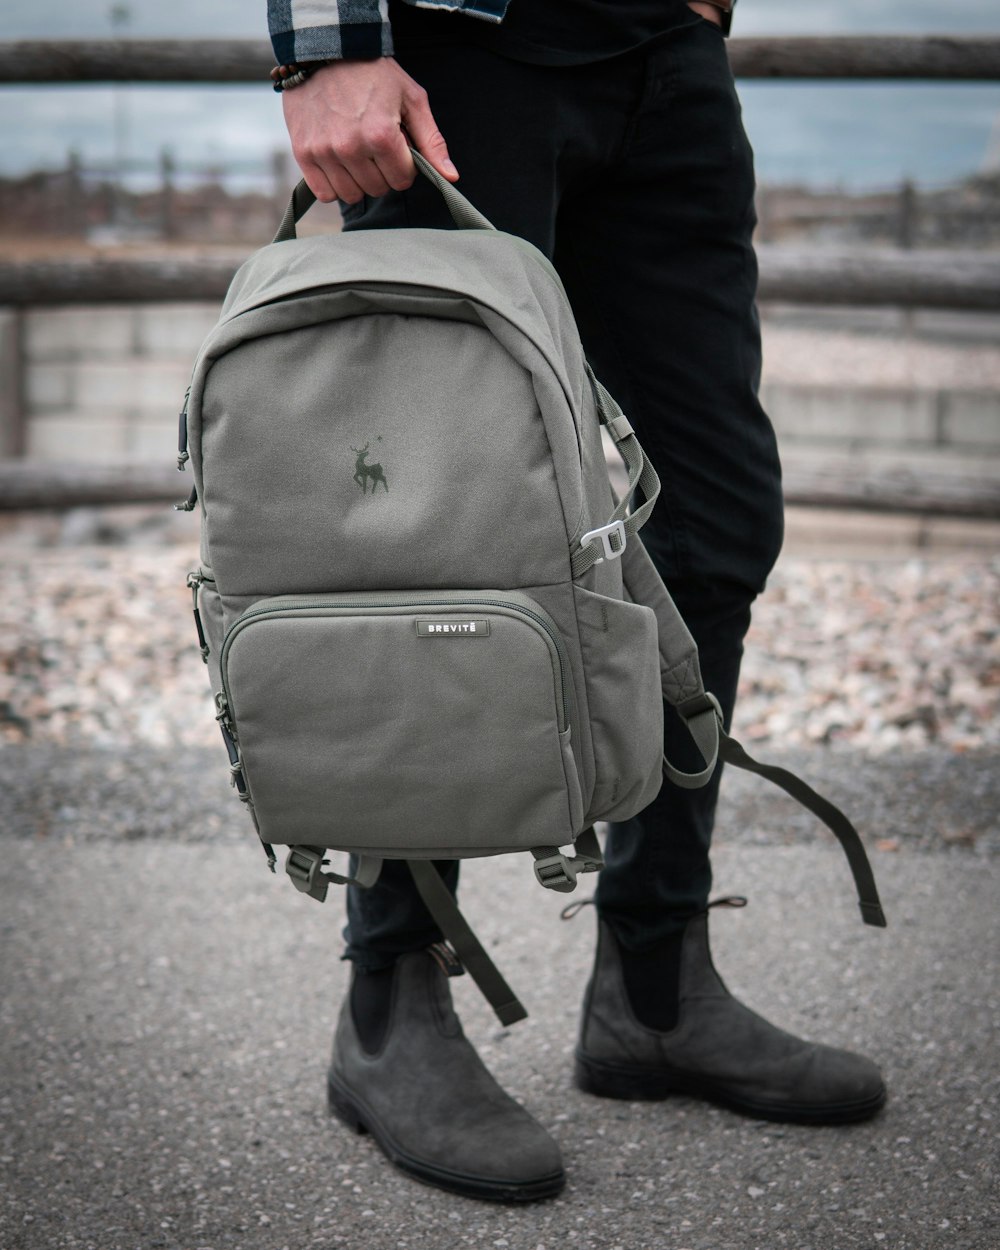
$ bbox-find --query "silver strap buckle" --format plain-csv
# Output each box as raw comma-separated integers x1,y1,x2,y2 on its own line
581,519,627,564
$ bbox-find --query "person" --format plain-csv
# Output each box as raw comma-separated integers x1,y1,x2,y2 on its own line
267,0,886,1202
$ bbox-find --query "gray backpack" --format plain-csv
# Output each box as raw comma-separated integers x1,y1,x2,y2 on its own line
178,154,884,1023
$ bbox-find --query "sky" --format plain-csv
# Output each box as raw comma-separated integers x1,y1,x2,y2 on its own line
1,0,999,190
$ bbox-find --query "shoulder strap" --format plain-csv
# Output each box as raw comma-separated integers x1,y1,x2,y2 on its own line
571,369,661,578
619,535,886,930
717,733,887,928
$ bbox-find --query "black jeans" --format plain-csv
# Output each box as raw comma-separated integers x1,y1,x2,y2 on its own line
340,10,784,965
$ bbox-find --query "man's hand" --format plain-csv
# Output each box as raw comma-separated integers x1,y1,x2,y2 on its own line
282,57,458,204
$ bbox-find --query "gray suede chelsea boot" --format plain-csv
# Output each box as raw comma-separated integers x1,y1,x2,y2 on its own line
575,914,886,1124
327,949,565,1202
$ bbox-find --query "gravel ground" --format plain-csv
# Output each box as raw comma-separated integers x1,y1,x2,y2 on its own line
1,545,996,757
1,539,996,858
1,536,997,1250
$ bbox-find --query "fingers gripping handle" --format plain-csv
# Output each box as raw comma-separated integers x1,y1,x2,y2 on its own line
272,146,496,244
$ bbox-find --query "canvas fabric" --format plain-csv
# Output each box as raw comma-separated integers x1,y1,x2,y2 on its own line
179,157,884,1022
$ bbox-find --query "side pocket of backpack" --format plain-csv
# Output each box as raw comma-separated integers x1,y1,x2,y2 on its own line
573,585,664,824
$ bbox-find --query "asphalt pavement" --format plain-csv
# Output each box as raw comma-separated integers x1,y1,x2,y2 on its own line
1,743,997,1250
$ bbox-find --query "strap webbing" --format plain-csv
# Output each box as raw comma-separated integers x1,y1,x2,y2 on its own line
717,732,887,929
661,693,885,928
574,825,604,868
273,179,316,244
285,847,383,903
663,694,722,790
407,860,528,1027
572,372,661,579
607,428,884,930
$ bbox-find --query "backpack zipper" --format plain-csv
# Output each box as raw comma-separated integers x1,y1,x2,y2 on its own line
213,279,585,467
221,591,572,732
185,570,210,662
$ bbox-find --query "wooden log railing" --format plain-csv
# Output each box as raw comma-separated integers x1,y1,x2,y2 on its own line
0,247,997,311
2,454,999,516
1,36,999,83
1,34,997,515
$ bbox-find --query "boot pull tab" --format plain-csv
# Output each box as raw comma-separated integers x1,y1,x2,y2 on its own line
427,942,465,978
708,895,748,910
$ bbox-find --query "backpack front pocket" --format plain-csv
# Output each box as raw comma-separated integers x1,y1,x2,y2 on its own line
219,591,583,856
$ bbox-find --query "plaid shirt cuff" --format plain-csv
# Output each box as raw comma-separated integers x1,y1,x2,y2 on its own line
268,0,394,64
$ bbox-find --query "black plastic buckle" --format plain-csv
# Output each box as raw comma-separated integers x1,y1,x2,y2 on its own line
285,846,331,903
533,853,579,894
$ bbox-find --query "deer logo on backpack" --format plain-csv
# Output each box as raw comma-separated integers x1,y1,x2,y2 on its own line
352,442,389,494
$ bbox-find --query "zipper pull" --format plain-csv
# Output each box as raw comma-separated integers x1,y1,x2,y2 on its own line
214,691,232,729
177,385,191,471
215,693,248,793
174,482,198,513
186,571,210,662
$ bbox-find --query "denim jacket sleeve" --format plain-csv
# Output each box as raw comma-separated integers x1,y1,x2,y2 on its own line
267,1,509,66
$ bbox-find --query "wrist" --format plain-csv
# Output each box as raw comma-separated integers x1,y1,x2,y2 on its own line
271,53,395,93
271,58,335,92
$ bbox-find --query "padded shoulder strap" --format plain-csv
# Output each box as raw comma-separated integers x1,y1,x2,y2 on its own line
619,538,720,786
571,372,662,578
620,537,886,930
620,537,704,707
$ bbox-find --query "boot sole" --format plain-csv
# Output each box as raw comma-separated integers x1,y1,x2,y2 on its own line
574,1052,887,1125
327,1072,566,1203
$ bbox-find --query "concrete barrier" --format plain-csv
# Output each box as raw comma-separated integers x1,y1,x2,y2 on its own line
2,304,998,515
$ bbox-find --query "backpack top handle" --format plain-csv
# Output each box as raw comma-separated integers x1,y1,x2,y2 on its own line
272,146,497,244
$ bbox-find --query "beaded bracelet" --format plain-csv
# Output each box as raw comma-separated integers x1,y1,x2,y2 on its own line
270,60,332,92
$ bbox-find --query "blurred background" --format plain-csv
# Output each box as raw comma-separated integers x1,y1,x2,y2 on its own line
2,1,1000,206
0,0,997,754
1,1,999,527
1,8,999,1249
